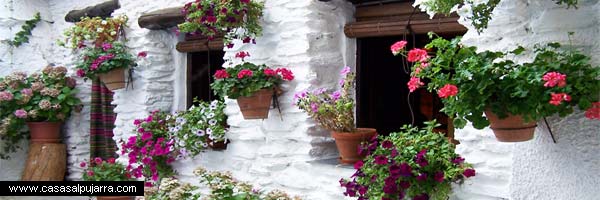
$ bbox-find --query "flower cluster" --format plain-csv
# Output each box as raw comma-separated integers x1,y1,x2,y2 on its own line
58,15,128,49
121,111,177,186
393,35,600,129
74,41,141,79
170,99,228,158
177,0,264,48
193,166,302,200
340,121,475,200
295,67,356,132
81,157,135,181
0,66,81,159
144,177,200,200
211,62,294,99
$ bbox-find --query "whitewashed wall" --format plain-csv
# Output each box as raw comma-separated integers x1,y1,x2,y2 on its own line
1,0,599,200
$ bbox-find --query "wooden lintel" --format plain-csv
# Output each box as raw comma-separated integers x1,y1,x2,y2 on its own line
344,17,466,38
138,7,185,30
64,0,120,22
176,38,224,53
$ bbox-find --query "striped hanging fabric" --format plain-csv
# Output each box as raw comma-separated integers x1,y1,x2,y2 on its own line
89,78,117,159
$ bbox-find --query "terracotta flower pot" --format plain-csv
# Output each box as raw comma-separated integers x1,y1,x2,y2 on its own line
98,68,126,91
331,128,377,164
208,138,229,150
236,88,273,119
485,110,537,142
96,196,133,200
27,122,62,144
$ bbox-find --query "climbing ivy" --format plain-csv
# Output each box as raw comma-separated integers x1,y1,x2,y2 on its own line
5,12,41,47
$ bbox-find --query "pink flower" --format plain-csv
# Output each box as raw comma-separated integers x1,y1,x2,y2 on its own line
101,43,112,51
374,155,388,165
243,37,252,43
463,168,476,177
310,102,319,113
90,63,99,70
407,77,424,92
437,84,458,98
107,158,115,164
206,16,217,23
79,162,86,168
20,88,33,96
133,119,142,126
340,66,351,76
145,115,153,123
276,68,294,81
585,102,600,120
354,160,364,169
241,0,250,3
137,51,147,58
237,69,253,79
215,69,230,79
94,157,103,165
76,69,86,77
14,109,27,119
141,132,153,141
434,171,445,183
414,62,429,75
549,92,571,106
263,68,276,76
407,48,429,62
0,91,14,101
390,41,407,55
87,170,94,176
542,72,567,88
144,182,153,187
226,43,234,48
235,51,250,59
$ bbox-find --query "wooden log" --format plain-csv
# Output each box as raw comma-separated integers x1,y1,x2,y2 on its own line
344,17,466,38
355,2,417,19
21,143,66,181
138,7,185,30
65,0,120,22
176,38,224,52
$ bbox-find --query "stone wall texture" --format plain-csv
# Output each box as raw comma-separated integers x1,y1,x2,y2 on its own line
0,0,598,199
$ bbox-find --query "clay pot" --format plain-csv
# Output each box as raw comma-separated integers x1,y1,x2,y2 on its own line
331,128,377,164
485,110,537,142
208,139,229,150
98,68,126,91
236,88,273,119
96,196,133,200
27,122,62,144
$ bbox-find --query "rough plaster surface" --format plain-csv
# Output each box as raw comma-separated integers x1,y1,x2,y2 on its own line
0,0,598,200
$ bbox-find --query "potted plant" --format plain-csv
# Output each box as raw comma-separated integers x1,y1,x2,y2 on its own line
81,157,136,200
171,99,229,152
120,111,177,187
340,121,476,200
393,34,600,142
211,56,294,119
178,0,264,48
58,15,128,49
294,67,376,164
0,72,31,158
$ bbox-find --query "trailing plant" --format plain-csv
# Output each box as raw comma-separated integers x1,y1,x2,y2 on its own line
0,66,81,159
294,67,356,132
81,157,135,181
145,177,200,200
193,167,302,200
178,0,264,48
414,0,579,32
393,33,600,129
5,12,41,47
58,15,128,49
170,98,228,157
211,54,294,99
73,41,140,79
340,121,475,200
120,111,177,187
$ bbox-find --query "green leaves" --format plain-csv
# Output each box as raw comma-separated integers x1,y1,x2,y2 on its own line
5,12,41,47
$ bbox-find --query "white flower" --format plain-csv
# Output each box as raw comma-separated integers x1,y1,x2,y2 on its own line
211,100,219,106
169,145,175,152
196,130,205,136
188,105,196,111
183,134,189,140
209,119,217,126
101,20,107,25
178,140,186,146
206,128,213,135
176,117,186,124
202,142,208,148
206,113,215,118
209,104,217,110
97,27,104,32
176,154,184,160
201,108,207,113
110,31,117,36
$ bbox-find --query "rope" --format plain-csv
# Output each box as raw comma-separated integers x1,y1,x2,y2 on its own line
403,6,419,126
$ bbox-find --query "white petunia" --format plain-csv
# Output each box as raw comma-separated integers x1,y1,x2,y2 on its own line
207,113,215,118
206,128,213,135
195,130,205,136
202,142,208,148
209,104,217,110
178,140,186,146
101,20,108,25
208,119,217,126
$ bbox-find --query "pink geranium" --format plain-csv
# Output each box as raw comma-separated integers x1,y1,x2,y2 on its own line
585,102,600,120
235,51,250,60
237,69,253,79
263,68,276,76
276,68,294,81
214,69,230,79
407,48,429,62
390,41,407,55
407,77,424,92
437,84,458,98
542,72,567,87
549,92,571,106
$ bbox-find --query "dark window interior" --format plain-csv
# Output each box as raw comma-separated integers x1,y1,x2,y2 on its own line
188,51,225,107
356,35,452,136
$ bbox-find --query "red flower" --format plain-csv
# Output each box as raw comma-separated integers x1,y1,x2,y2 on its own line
243,37,252,43
407,48,429,62
107,158,116,164
463,168,476,177
235,51,250,59
214,69,230,79
237,69,253,79
137,51,147,58
354,160,364,169
241,0,250,3
264,68,276,76
407,77,424,92
94,157,103,165
390,41,407,55
437,84,458,98
434,171,445,183
87,170,94,177
76,69,86,77
542,72,566,87
206,16,217,23
374,155,388,165
549,92,571,106
381,140,393,149
226,43,234,48
276,68,294,81
79,162,86,168
585,102,600,120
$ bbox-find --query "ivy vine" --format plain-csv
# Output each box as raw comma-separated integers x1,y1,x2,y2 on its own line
5,12,41,47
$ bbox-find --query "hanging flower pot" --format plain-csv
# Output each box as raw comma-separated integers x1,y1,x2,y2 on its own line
98,68,126,91
96,196,133,200
484,110,537,142
27,122,62,144
331,128,377,164
236,88,273,119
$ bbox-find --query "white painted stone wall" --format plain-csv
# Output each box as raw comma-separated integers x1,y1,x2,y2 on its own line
1,0,599,200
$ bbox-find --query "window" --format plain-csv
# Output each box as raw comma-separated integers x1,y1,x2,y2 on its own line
187,51,225,107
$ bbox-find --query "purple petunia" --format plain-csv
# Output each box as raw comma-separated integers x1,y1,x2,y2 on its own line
374,155,388,165
381,140,393,149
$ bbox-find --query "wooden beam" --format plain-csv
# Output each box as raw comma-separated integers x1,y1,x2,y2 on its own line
64,0,120,22
138,7,185,30
355,2,416,19
176,38,224,53
344,17,466,38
